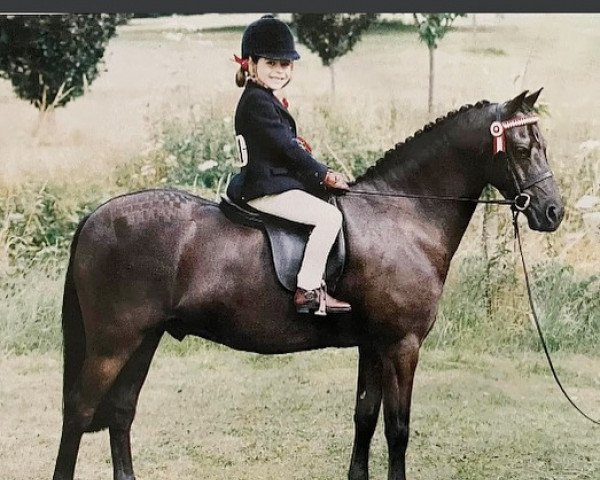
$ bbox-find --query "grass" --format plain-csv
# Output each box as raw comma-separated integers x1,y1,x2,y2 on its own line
200,25,245,33
2,347,599,479
429,257,600,355
0,266,65,354
466,46,508,55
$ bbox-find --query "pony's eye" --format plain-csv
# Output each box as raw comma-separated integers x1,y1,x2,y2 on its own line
516,147,529,158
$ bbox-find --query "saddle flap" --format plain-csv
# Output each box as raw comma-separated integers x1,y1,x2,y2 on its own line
219,194,346,292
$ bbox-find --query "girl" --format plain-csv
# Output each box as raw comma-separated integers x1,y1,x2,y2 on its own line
226,15,352,315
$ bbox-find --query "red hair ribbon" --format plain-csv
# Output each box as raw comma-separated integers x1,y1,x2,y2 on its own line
233,54,249,72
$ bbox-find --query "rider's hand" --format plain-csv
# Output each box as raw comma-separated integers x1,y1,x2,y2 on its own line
324,170,350,192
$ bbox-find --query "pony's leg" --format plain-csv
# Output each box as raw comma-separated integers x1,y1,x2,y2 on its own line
381,335,420,480
348,345,383,480
104,330,162,480
53,341,141,480
52,421,82,480
53,354,130,480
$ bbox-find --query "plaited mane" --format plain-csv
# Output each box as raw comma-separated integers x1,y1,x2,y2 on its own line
353,100,491,184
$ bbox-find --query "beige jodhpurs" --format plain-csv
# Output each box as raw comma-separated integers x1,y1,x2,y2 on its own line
247,189,342,290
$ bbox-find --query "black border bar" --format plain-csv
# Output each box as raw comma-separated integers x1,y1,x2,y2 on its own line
2,1,600,14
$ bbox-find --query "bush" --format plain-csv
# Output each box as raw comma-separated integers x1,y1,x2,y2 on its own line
0,14,127,110
528,262,599,353
429,256,599,354
0,182,100,274
293,14,378,67
114,107,240,197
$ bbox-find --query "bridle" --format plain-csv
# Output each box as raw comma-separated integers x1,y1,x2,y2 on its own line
490,108,553,212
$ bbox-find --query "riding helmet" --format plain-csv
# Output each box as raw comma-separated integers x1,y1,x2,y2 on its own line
241,15,300,61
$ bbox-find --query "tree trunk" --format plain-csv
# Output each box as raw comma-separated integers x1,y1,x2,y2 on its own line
428,45,435,115
329,63,335,95
472,14,478,47
481,187,493,317
33,107,57,144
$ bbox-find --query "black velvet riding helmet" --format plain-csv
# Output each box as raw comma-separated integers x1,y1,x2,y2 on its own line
241,15,300,61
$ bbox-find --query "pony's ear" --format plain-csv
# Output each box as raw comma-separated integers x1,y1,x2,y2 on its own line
501,90,528,119
523,87,543,110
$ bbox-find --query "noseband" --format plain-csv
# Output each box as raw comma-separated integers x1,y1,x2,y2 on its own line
490,109,553,212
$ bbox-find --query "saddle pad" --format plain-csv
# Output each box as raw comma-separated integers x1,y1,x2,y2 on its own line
219,195,345,293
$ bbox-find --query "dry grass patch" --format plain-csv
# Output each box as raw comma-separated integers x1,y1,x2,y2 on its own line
1,348,599,479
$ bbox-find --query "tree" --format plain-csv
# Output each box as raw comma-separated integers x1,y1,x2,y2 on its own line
413,13,465,114
0,14,126,129
292,13,377,94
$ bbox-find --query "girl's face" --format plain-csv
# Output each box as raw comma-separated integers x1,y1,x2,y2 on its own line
253,57,293,91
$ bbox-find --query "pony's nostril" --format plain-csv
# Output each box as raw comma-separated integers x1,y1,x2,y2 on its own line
546,205,558,223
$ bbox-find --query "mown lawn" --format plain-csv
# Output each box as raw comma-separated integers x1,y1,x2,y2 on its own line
1,345,598,479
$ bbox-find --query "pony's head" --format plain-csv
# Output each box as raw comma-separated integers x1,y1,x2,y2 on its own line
486,89,564,231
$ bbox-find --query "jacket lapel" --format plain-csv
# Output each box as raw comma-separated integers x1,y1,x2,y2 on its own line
247,81,296,132
272,96,296,133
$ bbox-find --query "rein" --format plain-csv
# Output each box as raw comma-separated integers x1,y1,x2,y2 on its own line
345,189,518,207
512,210,600,426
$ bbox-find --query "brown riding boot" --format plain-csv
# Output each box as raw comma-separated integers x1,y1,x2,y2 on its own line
323,291,352,314
294,288,320,314
294,287,352,315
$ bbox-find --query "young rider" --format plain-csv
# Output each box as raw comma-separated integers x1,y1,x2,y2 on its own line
226,15,352,315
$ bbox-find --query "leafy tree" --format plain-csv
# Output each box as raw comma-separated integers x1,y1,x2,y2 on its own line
0,14,126,119
413,13,465,114
292,13,377,94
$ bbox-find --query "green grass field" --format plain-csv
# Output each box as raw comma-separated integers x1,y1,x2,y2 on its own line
1,347,599,479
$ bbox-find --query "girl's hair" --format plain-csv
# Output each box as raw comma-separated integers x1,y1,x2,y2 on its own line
235,67,247,87
235,56,261,88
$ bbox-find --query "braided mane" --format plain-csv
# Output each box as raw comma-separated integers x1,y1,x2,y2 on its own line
353,100,491,183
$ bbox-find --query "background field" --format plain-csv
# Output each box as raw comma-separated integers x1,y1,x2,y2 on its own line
0,13,598,479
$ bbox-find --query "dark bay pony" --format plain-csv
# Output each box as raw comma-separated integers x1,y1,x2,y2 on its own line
53,90,563,480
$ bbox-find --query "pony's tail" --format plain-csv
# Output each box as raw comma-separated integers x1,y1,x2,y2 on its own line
61,214,90,407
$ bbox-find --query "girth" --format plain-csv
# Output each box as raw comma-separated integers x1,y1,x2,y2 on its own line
219,195,346,293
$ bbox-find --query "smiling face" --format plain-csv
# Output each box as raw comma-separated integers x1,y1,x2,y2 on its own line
252,57,293,91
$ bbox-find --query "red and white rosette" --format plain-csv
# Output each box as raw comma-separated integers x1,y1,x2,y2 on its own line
490,121,506,154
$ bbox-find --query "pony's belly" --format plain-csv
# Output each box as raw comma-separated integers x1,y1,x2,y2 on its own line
167,307,361,354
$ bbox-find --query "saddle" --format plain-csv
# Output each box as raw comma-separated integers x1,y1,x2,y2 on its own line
219,195,346,293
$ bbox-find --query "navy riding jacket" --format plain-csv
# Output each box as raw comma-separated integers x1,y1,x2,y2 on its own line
226,81,329,203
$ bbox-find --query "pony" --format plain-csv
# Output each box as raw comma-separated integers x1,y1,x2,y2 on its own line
52,90,563,480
